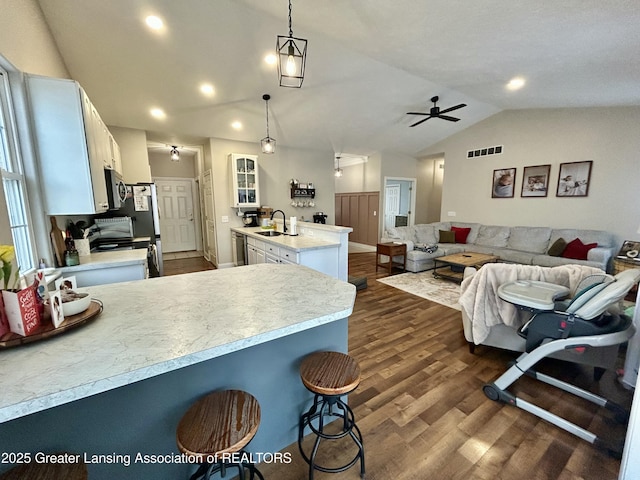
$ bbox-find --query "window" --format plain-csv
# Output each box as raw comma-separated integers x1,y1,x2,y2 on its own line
0,69,35,272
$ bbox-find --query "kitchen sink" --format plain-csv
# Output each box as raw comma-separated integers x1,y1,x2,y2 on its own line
257,230,282,237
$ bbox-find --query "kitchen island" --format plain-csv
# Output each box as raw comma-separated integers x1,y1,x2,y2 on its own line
0,264,355,479
232,222,352,281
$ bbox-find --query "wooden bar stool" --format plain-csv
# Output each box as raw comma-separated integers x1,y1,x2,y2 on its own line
298,351,365,479
0,457,88,480
176,389,264,480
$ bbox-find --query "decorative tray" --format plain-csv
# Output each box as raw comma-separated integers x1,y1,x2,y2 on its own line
0,299,103,349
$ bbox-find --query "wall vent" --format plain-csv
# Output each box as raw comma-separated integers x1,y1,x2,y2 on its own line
467,145,503,158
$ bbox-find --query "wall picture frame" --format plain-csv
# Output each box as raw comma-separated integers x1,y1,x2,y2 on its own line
556,161,592,197
521,164,551,198
492,168,516,198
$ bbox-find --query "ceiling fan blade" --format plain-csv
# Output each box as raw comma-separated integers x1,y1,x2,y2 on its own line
410,116,433,127
438,115,461,122
438,103,466,115
406,112,430,116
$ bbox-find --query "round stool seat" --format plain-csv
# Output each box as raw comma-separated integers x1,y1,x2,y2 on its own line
300,351,361,396
177,389,260,457
0,460,88,480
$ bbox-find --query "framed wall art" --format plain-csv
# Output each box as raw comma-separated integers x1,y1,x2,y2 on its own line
492,168,516,198
556,161,592,197
521,164,551,198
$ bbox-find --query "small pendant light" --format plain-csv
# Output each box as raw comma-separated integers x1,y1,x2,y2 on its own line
260,94,276,154
170,146,180,162
334,156,343,177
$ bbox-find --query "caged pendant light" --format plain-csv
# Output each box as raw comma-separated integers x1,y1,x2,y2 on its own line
276,0,307,88
260,94,276,154
170,146,180,162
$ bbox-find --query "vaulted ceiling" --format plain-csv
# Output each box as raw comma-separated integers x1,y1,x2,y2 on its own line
37,0,640,157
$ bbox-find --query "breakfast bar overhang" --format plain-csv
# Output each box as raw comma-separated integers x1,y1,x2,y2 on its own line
0,264,356,479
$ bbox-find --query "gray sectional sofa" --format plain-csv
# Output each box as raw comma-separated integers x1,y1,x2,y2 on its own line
380,222,616,273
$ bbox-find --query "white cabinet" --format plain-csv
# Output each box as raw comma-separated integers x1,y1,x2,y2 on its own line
244,233,338,277
247,236,265,264
26,74,119,214
229,154,260,208
109,134,123,175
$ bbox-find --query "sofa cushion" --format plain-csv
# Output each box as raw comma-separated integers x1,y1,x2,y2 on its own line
439,230,456,243
562,238,598,260
451,226,472,244
386,226,416,243
507,227,551,254
451,222,481,244
547,237,567,256
550,229,613,248
414,224,437,244
498,249,536,265
474,225,511,248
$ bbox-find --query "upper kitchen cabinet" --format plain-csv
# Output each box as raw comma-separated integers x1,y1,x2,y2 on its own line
229,153,260,208
26,74,118,214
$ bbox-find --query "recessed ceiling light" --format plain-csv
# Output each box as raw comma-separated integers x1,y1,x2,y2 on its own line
200,84,215,96
231,121,242,130
507,77,526,90
264,53,277,65
150,108,166,119
145,15,164,30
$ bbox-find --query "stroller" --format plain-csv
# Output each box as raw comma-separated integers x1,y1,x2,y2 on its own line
483,269,640,454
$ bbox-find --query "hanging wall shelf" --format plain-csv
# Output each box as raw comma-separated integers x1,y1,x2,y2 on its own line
291,187,315,199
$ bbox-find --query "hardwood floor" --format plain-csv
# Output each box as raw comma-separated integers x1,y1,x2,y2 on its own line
170,252,634,479
163,254,215,276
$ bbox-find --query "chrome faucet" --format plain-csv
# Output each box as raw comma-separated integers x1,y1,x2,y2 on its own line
270,209,287,233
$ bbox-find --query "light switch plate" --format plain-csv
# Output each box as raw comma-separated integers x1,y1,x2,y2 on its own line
221,216,229,223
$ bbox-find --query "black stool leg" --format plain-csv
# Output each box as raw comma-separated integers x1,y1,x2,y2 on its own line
299,393,365,479
189,450,265,480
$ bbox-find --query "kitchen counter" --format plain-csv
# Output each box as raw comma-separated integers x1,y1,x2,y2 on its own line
0,264,355,479
232,226,340,251
58,249,147,272
57,249,148,286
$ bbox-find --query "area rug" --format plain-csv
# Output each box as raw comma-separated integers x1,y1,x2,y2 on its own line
377,271,461,310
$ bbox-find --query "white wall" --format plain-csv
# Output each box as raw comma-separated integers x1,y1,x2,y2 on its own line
0,0,69,79
335,153,382,194
109,126,151,183
416,153,444,224
148,151,196,179
420,107,640,245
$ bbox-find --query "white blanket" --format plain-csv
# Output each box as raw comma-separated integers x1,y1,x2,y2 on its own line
459,263,605,344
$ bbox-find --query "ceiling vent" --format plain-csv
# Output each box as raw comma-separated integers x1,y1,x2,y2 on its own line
467,145,503,158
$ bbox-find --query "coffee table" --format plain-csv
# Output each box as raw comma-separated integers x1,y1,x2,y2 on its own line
433,252,499,283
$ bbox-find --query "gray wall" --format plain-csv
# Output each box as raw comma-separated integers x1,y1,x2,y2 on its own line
420,107,640,246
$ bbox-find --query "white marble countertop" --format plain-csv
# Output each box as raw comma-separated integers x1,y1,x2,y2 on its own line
232,227,340,251
0,264,356,423
58,249,147,274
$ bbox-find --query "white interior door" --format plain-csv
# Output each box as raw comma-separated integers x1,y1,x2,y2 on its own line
384,185,400,231
156,179,197,253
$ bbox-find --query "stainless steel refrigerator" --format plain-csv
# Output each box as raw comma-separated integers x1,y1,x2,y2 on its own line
118,183,164,276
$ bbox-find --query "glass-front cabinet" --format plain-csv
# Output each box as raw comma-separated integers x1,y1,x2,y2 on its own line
229,153,260,208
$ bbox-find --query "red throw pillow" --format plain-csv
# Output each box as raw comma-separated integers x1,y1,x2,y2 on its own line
561,238,598,260
451,226,472,244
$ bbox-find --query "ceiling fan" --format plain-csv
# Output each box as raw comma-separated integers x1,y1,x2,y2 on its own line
407,96,467,127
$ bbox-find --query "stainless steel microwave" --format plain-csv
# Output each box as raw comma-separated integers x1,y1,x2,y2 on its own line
104,168,127,210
